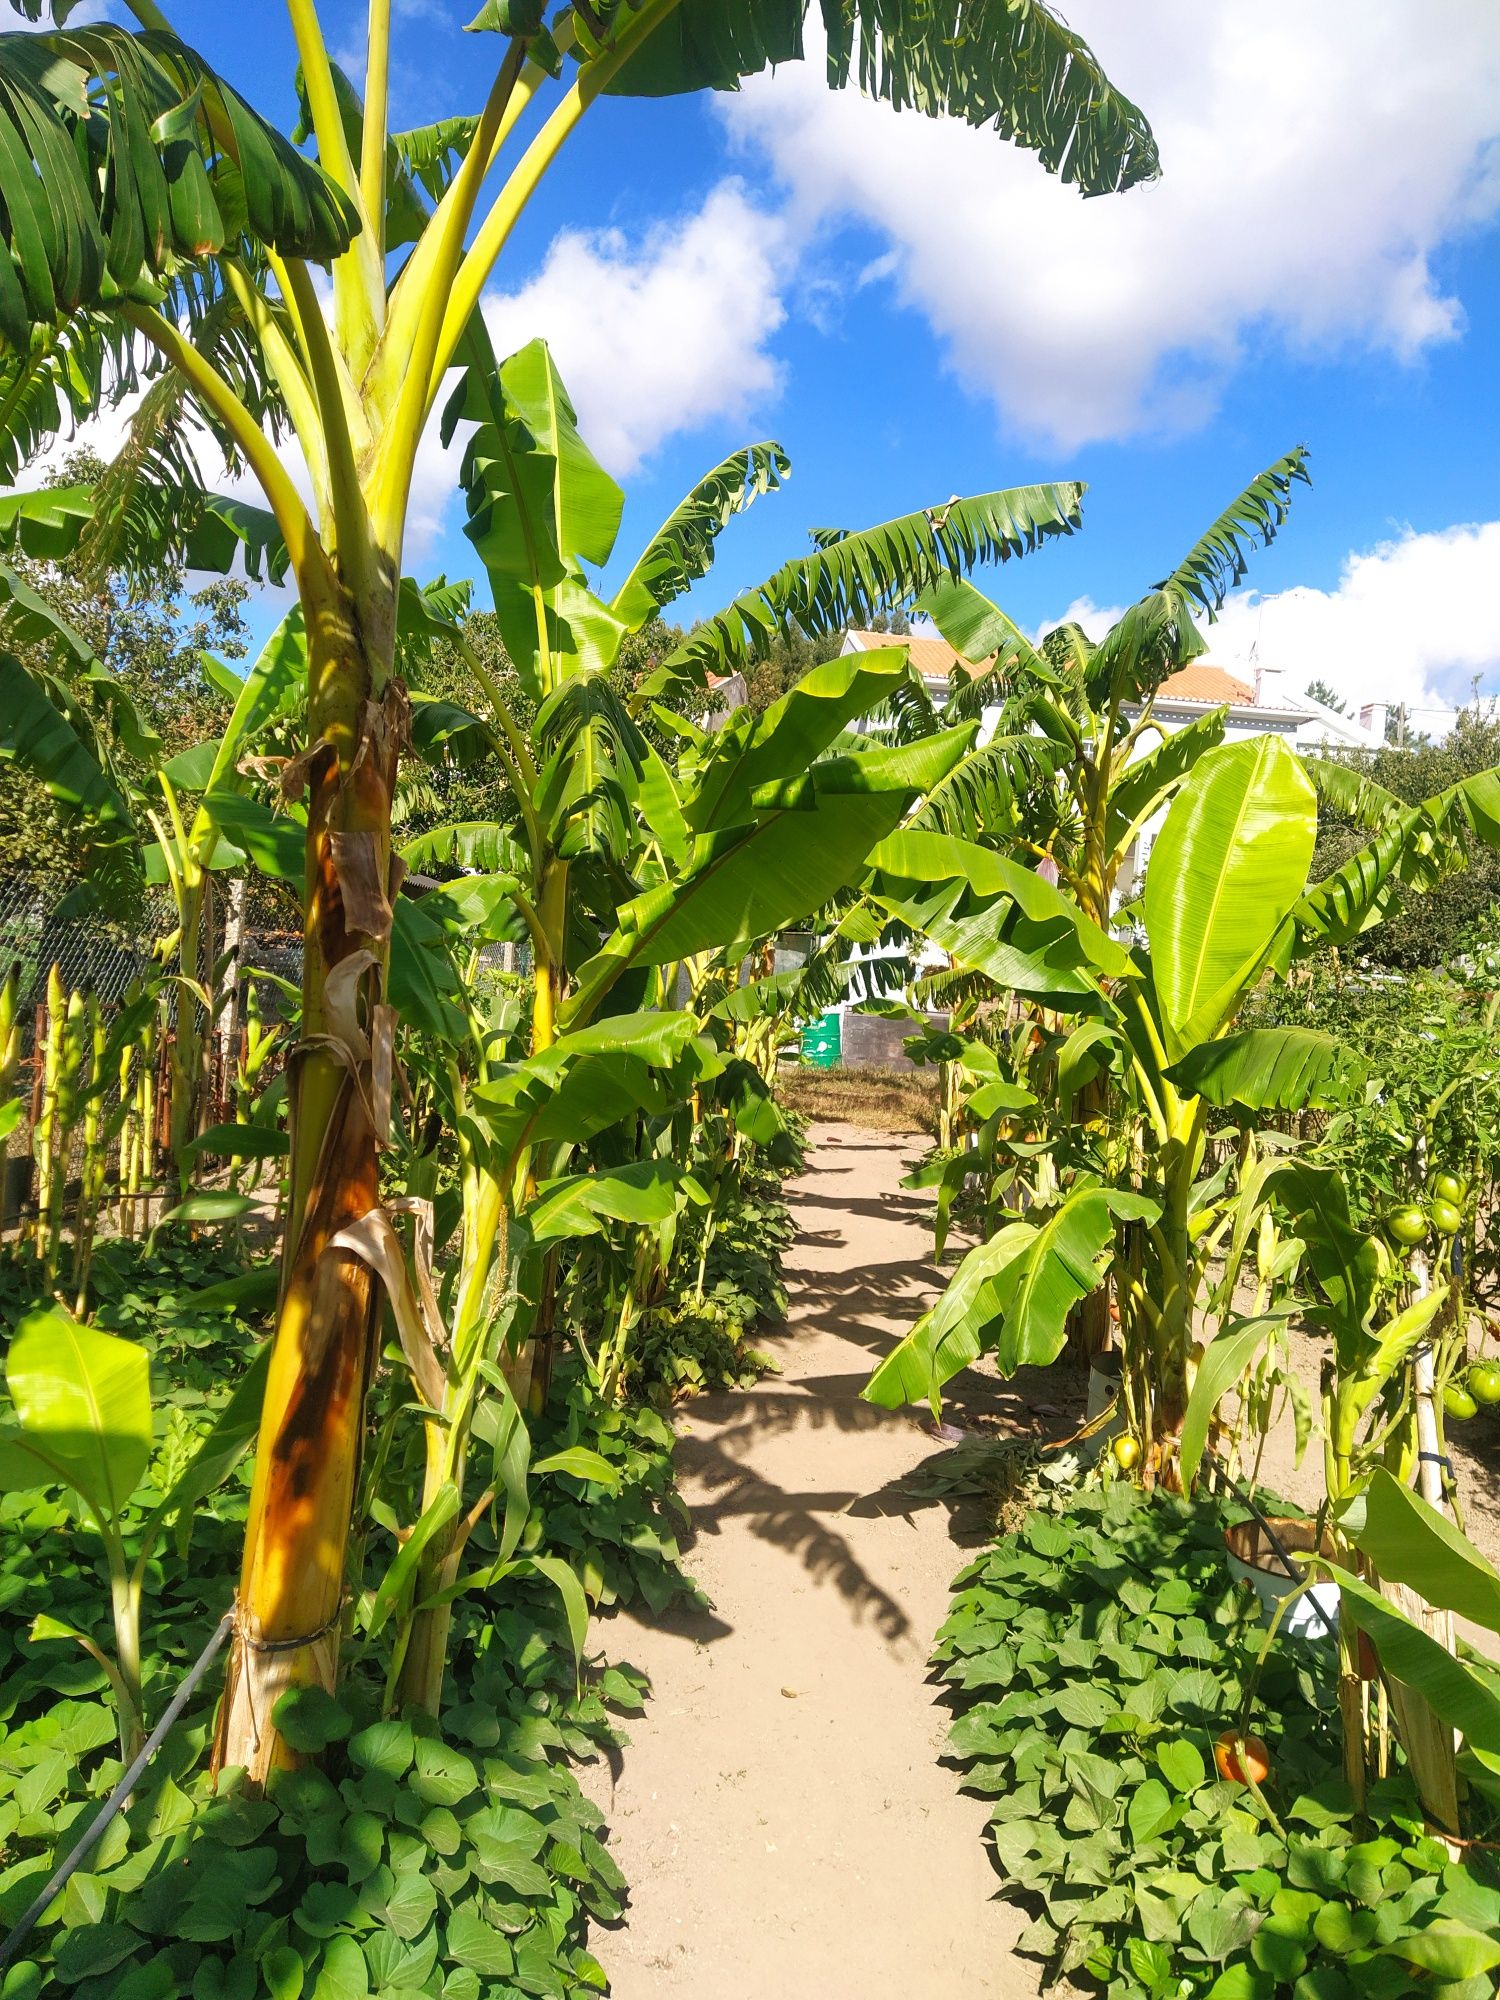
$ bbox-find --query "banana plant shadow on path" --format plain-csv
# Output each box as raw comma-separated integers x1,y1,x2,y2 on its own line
582,1119,1052,2000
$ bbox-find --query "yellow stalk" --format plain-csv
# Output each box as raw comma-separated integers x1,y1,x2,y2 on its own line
361,0,391,266
221,257,330,516
284,0,384,374
429,0,684,403
157,774,198,892
117,0,176,26
368,41,527,548
376,50,547,402
423,80,588,406
120,304,332,596
278,260,383,608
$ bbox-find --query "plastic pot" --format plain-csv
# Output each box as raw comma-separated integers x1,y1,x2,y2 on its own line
1082,1352,1126,1460
1224,1515,1339,1641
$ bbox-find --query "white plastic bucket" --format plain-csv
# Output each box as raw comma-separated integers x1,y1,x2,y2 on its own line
1083,1353,1125,1460
1224,1517,1340,1641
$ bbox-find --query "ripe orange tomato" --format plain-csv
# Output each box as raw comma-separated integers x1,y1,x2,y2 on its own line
1214,1730,1271,1787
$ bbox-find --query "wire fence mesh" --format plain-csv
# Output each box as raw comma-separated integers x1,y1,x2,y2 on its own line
0,869,309,1233
0,872,162,1010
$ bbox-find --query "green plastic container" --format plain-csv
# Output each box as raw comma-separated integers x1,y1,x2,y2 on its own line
800,1009,843,1070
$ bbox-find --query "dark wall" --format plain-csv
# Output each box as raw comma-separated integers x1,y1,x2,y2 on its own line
837,1009,947,1070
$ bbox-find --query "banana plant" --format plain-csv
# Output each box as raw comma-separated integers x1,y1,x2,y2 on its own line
350,978,712,1718
0,1306,266,1759
0,0,1158,1778
913,448,1312,1354
368,679,974,1713
915,449,1313,922
409,324,1075,1407
863,738,1392,1455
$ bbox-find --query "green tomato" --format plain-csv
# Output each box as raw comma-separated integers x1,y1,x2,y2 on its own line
1385,1204,1429,1247
1467,1360,1500,1408
1430,1197,1463,1237
1431,1170,1466,1206
1444,1382,1478,1422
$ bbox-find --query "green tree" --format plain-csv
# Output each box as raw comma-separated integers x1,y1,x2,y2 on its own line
1305,676,1347,714
1311,706,1500,969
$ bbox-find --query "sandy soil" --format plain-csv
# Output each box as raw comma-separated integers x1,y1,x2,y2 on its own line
586,1122,1037,2000
585,1123,1500,1994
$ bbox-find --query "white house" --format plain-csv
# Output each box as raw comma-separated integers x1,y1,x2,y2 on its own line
839,628,1387,756
700,668,749,729
837,627,1399,931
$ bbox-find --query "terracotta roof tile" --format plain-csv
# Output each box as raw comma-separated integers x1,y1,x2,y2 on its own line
849,633,1259,706
845,630,990,681
1153,663,1256,705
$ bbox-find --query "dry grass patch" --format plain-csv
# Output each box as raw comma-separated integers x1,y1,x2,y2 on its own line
780,1063,938,1134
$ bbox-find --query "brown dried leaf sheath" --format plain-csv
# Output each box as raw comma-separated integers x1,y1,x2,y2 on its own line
330,829,393,941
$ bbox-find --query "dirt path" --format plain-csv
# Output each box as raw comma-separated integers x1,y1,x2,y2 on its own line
588,1122,1035,2000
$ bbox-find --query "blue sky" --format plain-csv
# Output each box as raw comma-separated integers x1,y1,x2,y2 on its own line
100,4,1500,715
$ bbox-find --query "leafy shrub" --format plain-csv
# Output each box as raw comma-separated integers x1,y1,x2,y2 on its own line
0,1268,680,1997
527,1362,697,1616
623,1148,795,1404
0,1235,273,1399
937,1484,1500,1997
632,1298,775,1403
0,1682,635,2000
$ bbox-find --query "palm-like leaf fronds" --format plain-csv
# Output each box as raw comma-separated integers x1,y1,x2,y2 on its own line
1302,754,1405,832
392,115,485,202
610,0,1160,196
1156,445,1311,619
396,820,530,877
663,483,1084,683
69,348,290,587
0,313,151,483
911,962,994,1012
844,666,945,749
536,669,654,864
0,287,291,586
1081,588,1207,710
611,441,790,628
906,735,1061,846
918,574,1049,684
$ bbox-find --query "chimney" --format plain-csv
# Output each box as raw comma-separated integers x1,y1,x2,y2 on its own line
1254,660,1284,708
1359,700,1388,741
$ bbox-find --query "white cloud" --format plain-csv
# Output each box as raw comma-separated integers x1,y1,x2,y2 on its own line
481,180,787,474
1030,531,1500,721
1204,521,1500,718
722,1,1500,448
1039,597,1126,645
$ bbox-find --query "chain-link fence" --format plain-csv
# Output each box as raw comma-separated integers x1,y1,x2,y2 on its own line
0,869,310,1233
0,872,163,1009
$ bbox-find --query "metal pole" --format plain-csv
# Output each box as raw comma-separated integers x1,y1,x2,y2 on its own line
0,1610,234,1975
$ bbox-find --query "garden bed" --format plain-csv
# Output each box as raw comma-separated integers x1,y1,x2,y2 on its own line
937,1481,1500,1997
